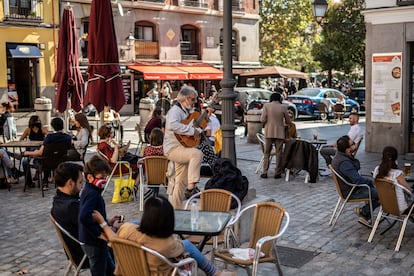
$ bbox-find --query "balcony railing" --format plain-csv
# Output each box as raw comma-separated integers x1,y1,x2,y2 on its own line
4,13,43,23
179,0,208,8
135,41,159,59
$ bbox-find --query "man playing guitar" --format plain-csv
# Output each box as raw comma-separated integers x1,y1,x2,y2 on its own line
163,86,203,209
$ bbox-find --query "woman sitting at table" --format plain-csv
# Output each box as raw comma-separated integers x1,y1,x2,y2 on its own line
373,146,414,213
0,102,14,137
144,107,163,143
97,124,138,177
67,113,93,160
93,195,226,276
104,104,124,142
19,115,48,142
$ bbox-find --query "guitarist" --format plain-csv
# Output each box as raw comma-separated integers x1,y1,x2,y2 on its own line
163,86,203,209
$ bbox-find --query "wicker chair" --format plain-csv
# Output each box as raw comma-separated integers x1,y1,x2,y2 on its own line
213,202,290,276
255,133,277,174
109,236,197,276
333,103,345,123
368,178,414,251
138,155,169,211
184,189,242,257
328,164,373,230
49,215,88,276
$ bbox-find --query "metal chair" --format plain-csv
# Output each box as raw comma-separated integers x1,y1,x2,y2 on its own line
184,189,242,258
368,178,414,251
255,133,276,174
328,164,373,230
110,236,197,276
351,137,363,158
138,155,169,211
213,202,289,276
317,102,329,121
49,215,88,276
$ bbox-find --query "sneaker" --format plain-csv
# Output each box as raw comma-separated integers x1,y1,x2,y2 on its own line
260,173,268,179
358,217,373,228
320,168,332,176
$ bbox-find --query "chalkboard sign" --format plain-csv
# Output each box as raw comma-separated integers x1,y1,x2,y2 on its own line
122,75,132,104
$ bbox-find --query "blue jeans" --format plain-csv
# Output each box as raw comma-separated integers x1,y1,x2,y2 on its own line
81,243,115,276
183,240,216,275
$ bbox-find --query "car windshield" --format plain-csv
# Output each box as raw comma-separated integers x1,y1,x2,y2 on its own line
295,88,321,97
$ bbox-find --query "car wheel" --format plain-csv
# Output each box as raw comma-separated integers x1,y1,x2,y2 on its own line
320,113,327,121
351,106,359,114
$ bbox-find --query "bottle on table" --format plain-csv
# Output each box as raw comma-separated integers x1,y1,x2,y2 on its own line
191,200,199,230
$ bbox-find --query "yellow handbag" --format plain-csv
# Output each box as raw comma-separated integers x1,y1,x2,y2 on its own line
112,164,135,203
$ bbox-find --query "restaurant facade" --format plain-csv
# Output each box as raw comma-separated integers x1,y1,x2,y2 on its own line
0,0,261,115
363,0,414,153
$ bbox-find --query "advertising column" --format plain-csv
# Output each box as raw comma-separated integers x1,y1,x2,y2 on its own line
371,53,402,123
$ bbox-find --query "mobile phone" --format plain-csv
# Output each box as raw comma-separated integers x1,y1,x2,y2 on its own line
118,215,125,223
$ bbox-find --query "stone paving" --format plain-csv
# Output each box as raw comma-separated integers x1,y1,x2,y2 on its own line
0,114,413,275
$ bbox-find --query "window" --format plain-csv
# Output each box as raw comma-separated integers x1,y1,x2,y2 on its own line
181,25,199,58
135,21,156,41
219,29,238,61
397,0,414,5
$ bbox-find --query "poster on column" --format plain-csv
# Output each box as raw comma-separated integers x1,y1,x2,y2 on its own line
371,52,402,123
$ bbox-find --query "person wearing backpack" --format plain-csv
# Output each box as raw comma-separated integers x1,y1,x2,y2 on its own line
0,102,14,137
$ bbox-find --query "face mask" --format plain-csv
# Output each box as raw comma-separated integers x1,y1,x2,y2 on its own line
34,122,42,128
91,178,107,189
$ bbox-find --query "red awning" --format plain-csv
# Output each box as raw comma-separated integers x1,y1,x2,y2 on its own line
128,65,188,80
176,65,223,80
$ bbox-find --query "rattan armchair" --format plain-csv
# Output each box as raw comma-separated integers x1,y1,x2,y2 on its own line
49,215,88,276
368,178,414,251
213,202,290,276
328,164,373,230
110,236,197,276
138,155,169,211
184,189,242,256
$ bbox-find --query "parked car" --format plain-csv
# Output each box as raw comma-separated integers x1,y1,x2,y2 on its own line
348,87,365,112
212,87,298,124
287,88,360,118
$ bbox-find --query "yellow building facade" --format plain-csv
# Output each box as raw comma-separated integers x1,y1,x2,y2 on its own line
0,0,59,110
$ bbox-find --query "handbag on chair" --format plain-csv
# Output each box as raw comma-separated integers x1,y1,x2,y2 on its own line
112,164,135,203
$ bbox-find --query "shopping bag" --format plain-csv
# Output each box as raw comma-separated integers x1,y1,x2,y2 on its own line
112,164,135,203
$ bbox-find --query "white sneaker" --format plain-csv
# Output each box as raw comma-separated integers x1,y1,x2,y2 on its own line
320,168,331,176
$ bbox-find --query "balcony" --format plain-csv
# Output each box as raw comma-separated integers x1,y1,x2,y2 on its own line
4,13,43,24
180,41,200,60
135,41,159,59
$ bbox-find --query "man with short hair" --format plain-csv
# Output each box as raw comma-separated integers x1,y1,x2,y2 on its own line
51,162,85,266
320,113,363,175
163,86,203,208
331,135,380,227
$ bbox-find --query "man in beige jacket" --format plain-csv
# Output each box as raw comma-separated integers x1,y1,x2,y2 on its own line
260,93,291,179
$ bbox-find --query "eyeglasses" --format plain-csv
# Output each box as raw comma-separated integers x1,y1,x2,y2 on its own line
188,96,197,102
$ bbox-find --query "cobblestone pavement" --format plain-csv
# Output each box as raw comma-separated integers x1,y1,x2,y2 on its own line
0,114,413,275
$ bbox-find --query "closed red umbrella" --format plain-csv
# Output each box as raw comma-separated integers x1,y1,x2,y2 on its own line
84,0,125,113
53,6,84,112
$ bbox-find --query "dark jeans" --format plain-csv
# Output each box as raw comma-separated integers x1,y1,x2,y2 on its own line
350,185,380,219
23,158,50,185
81,243,115,276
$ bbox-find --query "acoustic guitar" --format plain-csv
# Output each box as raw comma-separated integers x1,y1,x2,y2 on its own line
175,110,208,148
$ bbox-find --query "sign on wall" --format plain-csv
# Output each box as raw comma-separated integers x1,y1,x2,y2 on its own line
371,52,403,123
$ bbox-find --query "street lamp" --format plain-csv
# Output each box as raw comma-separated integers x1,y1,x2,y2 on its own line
220,0,237,165
312,0,328,24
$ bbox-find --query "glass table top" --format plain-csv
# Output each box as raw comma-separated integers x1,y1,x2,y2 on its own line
174,210,231,236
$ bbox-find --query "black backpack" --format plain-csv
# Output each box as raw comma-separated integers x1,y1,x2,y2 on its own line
205,158,249,209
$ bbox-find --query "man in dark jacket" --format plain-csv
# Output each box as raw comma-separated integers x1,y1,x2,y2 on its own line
331,135,379,227
51,162,86,267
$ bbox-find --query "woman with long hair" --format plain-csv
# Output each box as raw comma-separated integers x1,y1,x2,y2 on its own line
144,107,163,142
373,146,414,213
19,115,48,141
93,195,227,276
67,113,93,160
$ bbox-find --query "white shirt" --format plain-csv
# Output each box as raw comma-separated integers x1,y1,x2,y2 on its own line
373,167,412,213
347,124,363,144
205,114,220,142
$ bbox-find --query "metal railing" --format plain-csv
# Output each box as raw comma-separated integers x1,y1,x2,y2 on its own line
179,0,208,8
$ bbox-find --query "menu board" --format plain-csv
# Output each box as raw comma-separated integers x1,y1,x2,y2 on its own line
122,75,132,104
371,53,402,123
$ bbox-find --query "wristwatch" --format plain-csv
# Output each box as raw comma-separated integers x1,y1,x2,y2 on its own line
99,221,108,229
